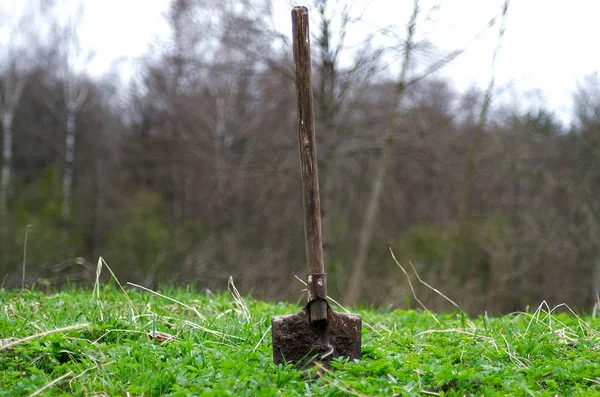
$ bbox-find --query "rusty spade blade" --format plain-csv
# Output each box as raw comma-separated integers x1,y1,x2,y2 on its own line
271,6,361,368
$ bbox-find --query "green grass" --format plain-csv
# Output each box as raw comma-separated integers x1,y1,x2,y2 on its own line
1,278,600,396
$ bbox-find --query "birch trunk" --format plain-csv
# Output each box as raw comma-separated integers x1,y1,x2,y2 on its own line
62,107,76,227
61,77,87,230
57,2,91,231
0,76,24,226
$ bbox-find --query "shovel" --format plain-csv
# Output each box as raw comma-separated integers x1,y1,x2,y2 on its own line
271,6,362,368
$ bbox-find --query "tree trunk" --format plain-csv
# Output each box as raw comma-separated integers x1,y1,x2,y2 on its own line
343,0,419,306
62,107,76,228
0,75,25,229
0,112,14,224
214,94,227,195
446,0,509,277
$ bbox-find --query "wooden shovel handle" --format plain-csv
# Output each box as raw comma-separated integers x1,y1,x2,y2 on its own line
292,6,328,323
292,7,324,277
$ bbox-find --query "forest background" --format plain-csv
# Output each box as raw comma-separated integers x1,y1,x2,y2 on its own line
2,0,600,314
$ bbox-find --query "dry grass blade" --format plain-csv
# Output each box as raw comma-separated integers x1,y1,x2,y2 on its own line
421,390,441,396
553,302,599,337
92,257,105,319
497,331,530,368
28,370,74,397
523,301,599,340
415,328,497,345
293,274,308,290
92,329,149,344
253,325,271,352
93,257,137,320
228,276,250,322
127,282,206,321
182,320,245,343
388,248,441,327
407,259,462,312
0,323,90,351
68,360,115,387
404,256,475,330
0,337,18,349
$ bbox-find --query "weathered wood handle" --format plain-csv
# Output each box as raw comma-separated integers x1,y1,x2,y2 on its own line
292,6,328,323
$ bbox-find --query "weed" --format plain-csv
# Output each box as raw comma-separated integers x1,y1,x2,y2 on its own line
0,279,599,395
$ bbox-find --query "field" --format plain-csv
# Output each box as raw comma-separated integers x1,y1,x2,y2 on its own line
1,266,600,396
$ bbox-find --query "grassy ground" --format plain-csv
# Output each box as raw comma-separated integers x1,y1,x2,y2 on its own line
1,269,600,395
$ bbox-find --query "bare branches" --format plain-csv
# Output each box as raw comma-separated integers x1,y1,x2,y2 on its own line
448,0,510,276
344,0,420,307
0,0,41,226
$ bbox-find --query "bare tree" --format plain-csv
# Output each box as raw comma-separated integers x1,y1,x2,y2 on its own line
310,0,385,257
45,2,93,230
343,0,419,306
0,64,25,227
447,0,510,277
0,0,41,228
572,72,600,306
574,73,600,132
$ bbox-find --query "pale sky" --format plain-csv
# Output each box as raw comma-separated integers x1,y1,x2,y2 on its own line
9,0,600,125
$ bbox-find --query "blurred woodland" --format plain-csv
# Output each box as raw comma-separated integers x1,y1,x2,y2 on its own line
1,0,600,314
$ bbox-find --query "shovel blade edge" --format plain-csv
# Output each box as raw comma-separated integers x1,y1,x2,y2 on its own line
272,307,361,367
